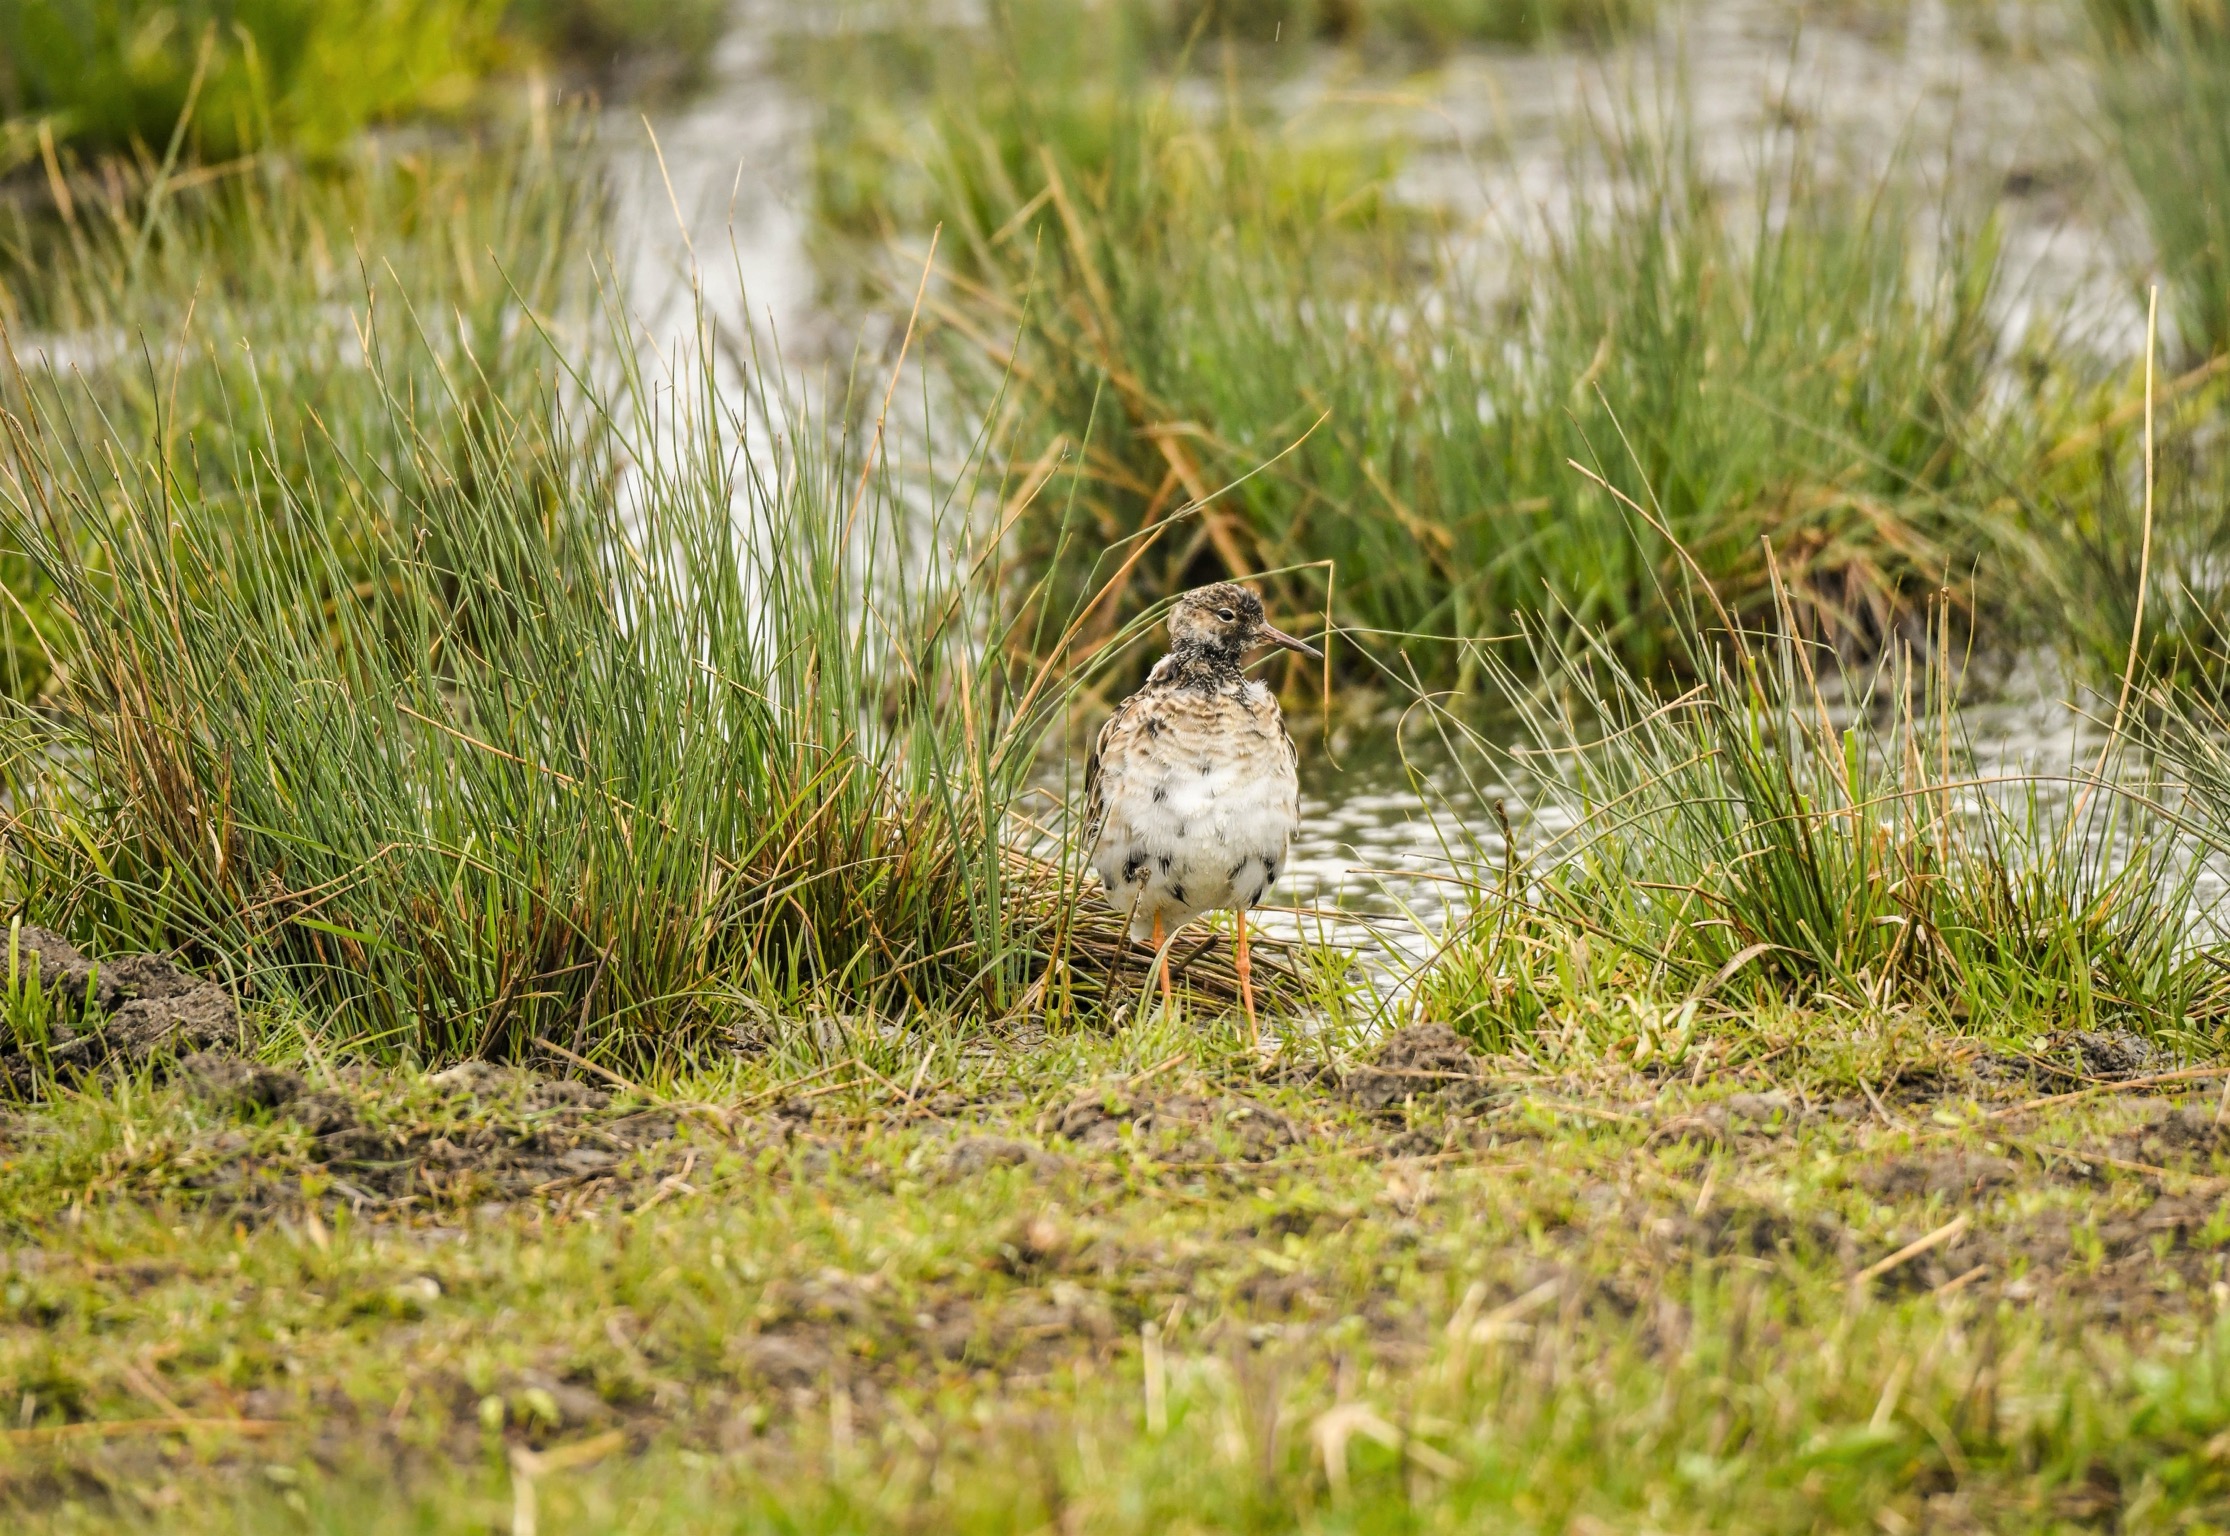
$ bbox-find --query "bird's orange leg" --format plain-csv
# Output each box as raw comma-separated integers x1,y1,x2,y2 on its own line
1151,908,1173,1015
1236,907,1258,1048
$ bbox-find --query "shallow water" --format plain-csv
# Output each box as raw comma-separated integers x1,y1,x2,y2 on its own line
1380,0,2141,357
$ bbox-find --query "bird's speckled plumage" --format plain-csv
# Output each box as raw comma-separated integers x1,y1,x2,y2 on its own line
1085,584,1310,944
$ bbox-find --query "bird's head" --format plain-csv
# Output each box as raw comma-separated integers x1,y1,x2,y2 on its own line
1166,583,1323,664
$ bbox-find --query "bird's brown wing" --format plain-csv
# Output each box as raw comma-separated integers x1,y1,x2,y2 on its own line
1245,678,1302,783
1082,690,1147,853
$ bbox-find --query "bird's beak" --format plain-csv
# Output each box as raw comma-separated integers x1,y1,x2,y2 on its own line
1258,623,1324,661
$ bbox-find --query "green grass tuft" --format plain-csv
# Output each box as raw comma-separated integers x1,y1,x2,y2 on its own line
1404,596,2227,1057
0,138,1182,1062
2091,0,2230,361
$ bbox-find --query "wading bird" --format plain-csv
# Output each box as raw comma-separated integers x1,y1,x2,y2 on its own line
1084,583,1321,1041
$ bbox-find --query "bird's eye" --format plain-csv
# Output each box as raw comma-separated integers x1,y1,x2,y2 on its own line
1216,608,1236,622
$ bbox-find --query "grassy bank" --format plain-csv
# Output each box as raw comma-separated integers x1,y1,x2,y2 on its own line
12,334,2230,1519
7,1007,2230,1531
11,2,2230,1528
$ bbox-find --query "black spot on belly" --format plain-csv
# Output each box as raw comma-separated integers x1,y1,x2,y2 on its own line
1122,851,1148,885
1152,784,1167,804
1196,759,1212,775
1157,854,1173,875
1145,717,1164,738
1227,857,1253,883
1170,883,1188,905
1245,881,1266,908
1264,859,1280,885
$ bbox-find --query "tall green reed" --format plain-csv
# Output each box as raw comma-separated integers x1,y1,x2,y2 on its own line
0,127,593,703
2130,651,2230,906
0,151,1144,1062
2047,0,2230,690
2089,0,2230,362
2020,386,2230,694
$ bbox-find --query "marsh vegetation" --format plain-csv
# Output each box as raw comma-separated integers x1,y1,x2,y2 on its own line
9,0,2230,1530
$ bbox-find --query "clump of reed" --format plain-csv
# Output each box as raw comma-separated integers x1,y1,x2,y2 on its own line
2018,385,2230,695
2043,0,2230,690
0,125,596,704
0,138,1202,1063
2130,639,2230,890
1407,578,2227,1057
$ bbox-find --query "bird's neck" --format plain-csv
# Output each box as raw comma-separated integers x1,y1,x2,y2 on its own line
1149,641,1243,689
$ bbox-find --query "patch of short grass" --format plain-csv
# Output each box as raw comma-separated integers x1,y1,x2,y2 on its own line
5,1006,2230,1531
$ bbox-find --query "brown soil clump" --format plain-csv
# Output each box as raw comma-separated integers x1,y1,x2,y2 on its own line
2,928,246,1092
1343,1024,1491,1112
181,1050,306,1110
936,1135,1061,1181
1044,1087,1296,1164
1858,1153,2020,1201
2046,1029,2162,1083
2123,1104,2230,1161
158,1060,679,1218
290,1067,674,1208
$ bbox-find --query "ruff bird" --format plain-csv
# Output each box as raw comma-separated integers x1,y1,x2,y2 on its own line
1084,582,1322,1038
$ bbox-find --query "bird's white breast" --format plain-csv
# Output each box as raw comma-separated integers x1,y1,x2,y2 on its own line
1090,677,1299,940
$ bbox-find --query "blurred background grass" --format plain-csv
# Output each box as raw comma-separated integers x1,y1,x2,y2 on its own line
792,0,2226,691
0,0,725,162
